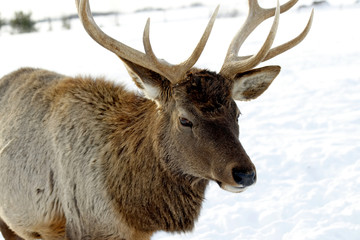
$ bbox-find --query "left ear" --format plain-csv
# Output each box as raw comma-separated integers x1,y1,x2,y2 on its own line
231,65,281,101
121,58,168,101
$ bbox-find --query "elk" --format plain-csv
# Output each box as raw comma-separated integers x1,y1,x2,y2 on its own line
0,0,313,239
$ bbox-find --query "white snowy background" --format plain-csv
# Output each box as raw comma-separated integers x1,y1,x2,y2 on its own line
0,0,359,239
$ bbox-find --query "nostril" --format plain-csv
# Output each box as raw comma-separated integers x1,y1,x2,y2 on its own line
232,169,256,187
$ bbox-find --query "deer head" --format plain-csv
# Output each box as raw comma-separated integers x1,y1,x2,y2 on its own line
75,0,313,193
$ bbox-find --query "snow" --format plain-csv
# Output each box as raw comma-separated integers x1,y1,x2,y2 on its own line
1,2,360,240
1,0,356,20
1,1,358,20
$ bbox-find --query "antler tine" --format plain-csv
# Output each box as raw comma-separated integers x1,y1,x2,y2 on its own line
77,0,218,84
77,0,153,71
220,0,281,78
143,6,219,83
254,0,299,19
224,0,299,61
220,0,303,79
262,9,314,62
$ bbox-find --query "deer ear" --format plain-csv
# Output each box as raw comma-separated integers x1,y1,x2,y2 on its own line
231,66,281,101
122,59,166,101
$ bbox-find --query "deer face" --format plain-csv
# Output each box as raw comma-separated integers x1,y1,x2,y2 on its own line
169,69,255,192
76,0,313,192
123,63,280,192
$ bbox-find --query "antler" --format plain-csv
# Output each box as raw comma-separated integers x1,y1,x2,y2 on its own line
220,0,314,79
75,0,219,84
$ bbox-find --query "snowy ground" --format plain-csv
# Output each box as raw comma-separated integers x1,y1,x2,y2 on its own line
1,2,360,240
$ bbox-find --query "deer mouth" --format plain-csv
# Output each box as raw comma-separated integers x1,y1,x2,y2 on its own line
222,184,248,193
216,181,248,193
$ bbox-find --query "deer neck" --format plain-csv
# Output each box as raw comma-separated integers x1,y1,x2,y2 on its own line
101,98,209,233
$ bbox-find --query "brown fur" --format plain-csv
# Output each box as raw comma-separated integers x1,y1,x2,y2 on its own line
0,0,310,237
0,66,264,239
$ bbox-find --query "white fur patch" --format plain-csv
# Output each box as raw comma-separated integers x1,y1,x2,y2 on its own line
232,80,251,101
232,75,271,100
231,66,280,101
143,82,160,100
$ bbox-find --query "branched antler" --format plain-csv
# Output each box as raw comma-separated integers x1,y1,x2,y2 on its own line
220,0,314,79
76,0,219,84
76,0,313,82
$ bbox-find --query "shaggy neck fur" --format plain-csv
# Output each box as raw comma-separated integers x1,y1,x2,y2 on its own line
68,77,210,234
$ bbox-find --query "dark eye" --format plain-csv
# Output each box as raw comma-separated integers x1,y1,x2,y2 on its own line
179,117,193,128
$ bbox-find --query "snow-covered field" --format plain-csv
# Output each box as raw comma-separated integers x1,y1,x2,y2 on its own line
1,2,360,240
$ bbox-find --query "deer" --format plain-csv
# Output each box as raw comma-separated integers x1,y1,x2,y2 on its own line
0,0,313,239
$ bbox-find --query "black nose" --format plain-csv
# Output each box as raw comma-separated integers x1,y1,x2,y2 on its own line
232,169,256,187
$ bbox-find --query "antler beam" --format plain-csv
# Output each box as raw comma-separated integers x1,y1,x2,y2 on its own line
76,0,219,84
220,0,314,79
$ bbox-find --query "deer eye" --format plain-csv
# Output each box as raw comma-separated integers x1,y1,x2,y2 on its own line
179,117,193,128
